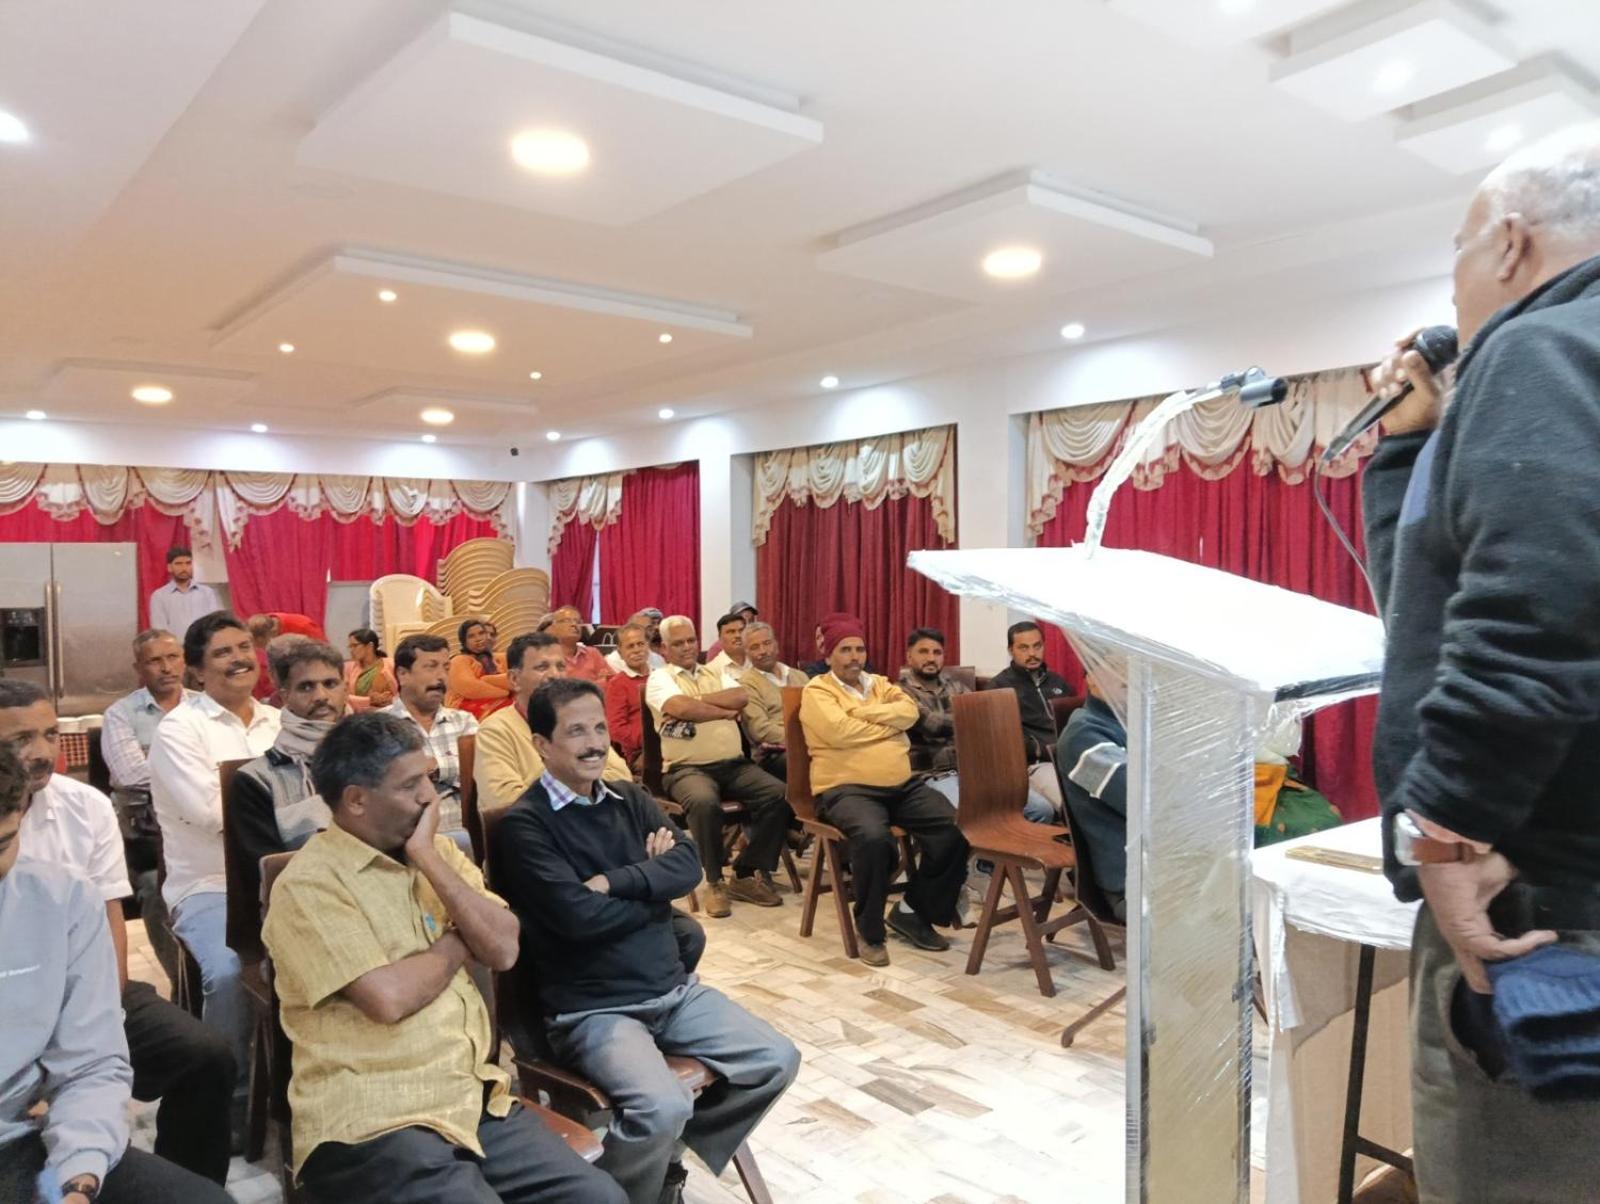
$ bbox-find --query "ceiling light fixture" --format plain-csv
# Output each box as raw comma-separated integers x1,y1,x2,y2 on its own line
1484,122,1524,154
421,433,437,444
277,342,295,354
1060,322,1087,340
545,430,562,441
131,385,173,405
658,407,675,420
0,110,29,144
658,332,674,344
250,423,269,433
528,371,543,381
448,330,495,354
510,129,591,176
982,246,1043,280
377,288,398,303
24,410,46,421
420,407,455,426
1372,59,1415,95
819,375,840,389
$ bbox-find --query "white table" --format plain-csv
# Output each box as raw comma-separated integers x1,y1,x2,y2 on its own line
1252,819,1421,1204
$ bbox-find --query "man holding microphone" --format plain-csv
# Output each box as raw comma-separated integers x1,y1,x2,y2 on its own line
1363,124,1600,1201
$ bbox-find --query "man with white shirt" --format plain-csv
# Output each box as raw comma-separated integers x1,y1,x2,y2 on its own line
0,681,236,1184
383,633,478,835
604,610,667,677
146,547,221,643
704,612,751,685
737,622,807,783
148,611,280,1103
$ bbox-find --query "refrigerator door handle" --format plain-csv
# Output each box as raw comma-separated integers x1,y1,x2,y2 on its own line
48,579,65,699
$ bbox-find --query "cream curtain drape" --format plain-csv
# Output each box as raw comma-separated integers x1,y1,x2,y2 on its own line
545,472,625,555
1025,367,1372,537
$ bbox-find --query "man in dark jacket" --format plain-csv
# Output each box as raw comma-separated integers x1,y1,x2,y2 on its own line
1362,124,1600,1202
1056,681,1128,922
986,621,1071,818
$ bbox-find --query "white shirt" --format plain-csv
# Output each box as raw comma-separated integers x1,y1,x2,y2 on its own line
148,692,280,909
147,579,222,641
100,686,199,793
830,671,875,702
604,648,665,675
17,775,132,903
706,649,751,688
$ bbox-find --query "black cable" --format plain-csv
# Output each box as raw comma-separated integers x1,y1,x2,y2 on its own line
1313,457,1380,615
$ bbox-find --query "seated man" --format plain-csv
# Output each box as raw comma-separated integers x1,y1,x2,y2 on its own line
0,744,233,1204
148,610,280,1105
604,611,666,676
383,633,477,835
263,712,623,1204
603,623,653,767
986,621,1072,819
2,683,236,1185
799,615,968,967
737,620,808,782
226,638,348,939
493,678,799,1204
1056,675,1128,922
645,616,792,917
540,606,613,684
704,610,750,680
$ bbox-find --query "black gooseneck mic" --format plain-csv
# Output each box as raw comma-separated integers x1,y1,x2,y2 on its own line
1322,325,1459,463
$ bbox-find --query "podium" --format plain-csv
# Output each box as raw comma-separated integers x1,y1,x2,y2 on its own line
909,545,1385,1204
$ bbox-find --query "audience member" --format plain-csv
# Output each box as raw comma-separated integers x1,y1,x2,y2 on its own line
245,615,279,702
446,618,513,720
605,611,666,676
148,611,279,1110
475,633,631,814
645,616,791,917
704,600,758,662
383,634,477,834
0,745,233,1204
737,621,807,782
493,678,800,1204
603,623,653,766
540,606,613,684
987,622,1070,818
226,638,347,934
1056,675,1128,922
258,613,328,641
799,615,968,967
263,712,622,1204
343,627,395,710
705,612,751,684
1,686,237,1186
800,612,878,679
147,546,220,642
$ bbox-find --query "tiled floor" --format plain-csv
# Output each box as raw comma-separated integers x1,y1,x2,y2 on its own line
126,866,1270,1204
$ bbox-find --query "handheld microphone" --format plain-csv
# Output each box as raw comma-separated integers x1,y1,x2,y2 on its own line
1322,325,1458,463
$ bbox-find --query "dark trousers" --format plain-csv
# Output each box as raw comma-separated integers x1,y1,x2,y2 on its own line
124,980,237,1185
299,1103,626,1204
663,759,792,883
0,1136,232,1204
817,779,969,945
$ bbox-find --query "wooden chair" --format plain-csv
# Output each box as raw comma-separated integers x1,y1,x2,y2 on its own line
780,688,916,959
478,808,771,1204
951,690,1114,998
458,733,482,864
1052,791,1128,1047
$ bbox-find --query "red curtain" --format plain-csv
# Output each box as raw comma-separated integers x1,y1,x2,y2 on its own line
220,505,339,629
1037,459,1379,819
549,520,598,615
756,492,960,671
326,512,501,583
598,463,699,628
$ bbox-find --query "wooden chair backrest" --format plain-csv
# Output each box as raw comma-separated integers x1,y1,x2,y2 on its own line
946,665,978,693
640,702,665,797
950,690,1030,826
219,757,262,960
260,850,295,914
780,687,817,823
1055,781,1123,928
479,804,554,1062
457,733,481,865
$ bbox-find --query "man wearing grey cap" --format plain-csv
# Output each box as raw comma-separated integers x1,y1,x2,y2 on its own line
705,601,758,664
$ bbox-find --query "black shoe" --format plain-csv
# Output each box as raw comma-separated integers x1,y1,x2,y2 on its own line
658,1159,688,1204
887,905,951,952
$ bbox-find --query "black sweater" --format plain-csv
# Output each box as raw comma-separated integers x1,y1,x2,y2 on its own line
491,778,703,1015
988,663,1073,762
1363,254,1600,900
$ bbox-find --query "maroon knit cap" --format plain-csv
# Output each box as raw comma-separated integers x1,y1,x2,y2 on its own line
819,613,866,658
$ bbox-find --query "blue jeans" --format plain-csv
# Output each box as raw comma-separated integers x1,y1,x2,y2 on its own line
170,890,248,1103
925,772,1057,823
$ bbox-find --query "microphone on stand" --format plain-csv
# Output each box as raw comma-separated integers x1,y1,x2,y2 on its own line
1322,325,1459,463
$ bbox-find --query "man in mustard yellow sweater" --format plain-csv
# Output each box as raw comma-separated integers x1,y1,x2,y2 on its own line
799,615,967,966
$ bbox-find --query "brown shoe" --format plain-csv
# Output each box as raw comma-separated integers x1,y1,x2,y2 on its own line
703,881,732,918
726,874,783,908
859,941,890,967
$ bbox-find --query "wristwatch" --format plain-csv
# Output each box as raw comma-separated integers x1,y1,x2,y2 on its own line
62,1174,101,1201
1394,812,1475,866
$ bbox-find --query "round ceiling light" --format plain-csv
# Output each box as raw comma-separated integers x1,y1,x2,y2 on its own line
277,342,295,354
250,423,269,433
131,385,173,405
0,110,30,144
658,332,674,345
819,375,840,390
448,330,495,354
545,430,562,442
1059,322,1087,341
528,371,543,381
24,410,46,421
658,407,675,420
421,433,438,444
420,407,455,426
982,246,1043,280
377,289,398,303
511,129,591,176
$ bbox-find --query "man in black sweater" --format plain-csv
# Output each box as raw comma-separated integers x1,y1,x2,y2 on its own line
492,679,799,1204
986,620,1072,818
1362,125,1600,1202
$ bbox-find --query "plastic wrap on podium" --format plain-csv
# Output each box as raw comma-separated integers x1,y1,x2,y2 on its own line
909,545,1384,1204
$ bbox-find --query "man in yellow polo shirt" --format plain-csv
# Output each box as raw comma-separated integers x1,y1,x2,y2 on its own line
263,711,624,1204
799,614,968,967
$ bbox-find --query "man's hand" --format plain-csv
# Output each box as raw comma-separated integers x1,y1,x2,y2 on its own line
1418,851,1557,993
582,873,611,894
403,797,443,865
1370,327,1446,436
645,827,677,858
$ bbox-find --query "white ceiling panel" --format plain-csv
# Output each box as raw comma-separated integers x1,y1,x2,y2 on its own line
1103,0,1351,46
1396,61,1600,173
816,172,1213,304
297,8,823,225
32,360,258,422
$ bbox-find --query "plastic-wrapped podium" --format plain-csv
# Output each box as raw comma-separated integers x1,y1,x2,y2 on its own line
909,545,1385,1204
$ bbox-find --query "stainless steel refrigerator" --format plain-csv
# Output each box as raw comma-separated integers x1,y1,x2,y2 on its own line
0,543,138,715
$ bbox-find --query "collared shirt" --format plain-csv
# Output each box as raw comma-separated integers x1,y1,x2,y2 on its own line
830,671,874,701
382,700,478,829
100,687,199,793
147,579,222,641
473,704,631,813
262,823,511,1173
737,662,810,747
564,643,613,684
644,663,744,767
148,693,281,909
539,771,624,812
604,648,665,676
18,775,132,903
706,649,752,688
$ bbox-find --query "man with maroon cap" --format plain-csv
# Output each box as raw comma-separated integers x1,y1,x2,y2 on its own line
798,615,968,966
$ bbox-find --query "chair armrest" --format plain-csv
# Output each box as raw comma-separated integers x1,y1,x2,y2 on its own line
514,1055,611,1118
518,1096,604,1163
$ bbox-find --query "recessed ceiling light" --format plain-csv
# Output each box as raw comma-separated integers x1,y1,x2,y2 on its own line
1372,59,1415,95
510,129,591,176
981,246,1043,280
658,332,674,344
24,410,46,421
277,342,295,355
377,288,398,303
546,430,562,441
421,433,437,444
448,330,495,354
819,375,840,389
658,407,675,420
1484,122,1524,154
0,110,29,144
131,385,173,405
1060,322,1087,341
528,371,543,381
420,407,455,426
250,423,269,433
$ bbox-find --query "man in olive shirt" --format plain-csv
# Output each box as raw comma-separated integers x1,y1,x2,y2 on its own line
264,712,622,1204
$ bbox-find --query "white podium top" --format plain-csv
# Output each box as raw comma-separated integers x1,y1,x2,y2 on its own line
909,546,1384,699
